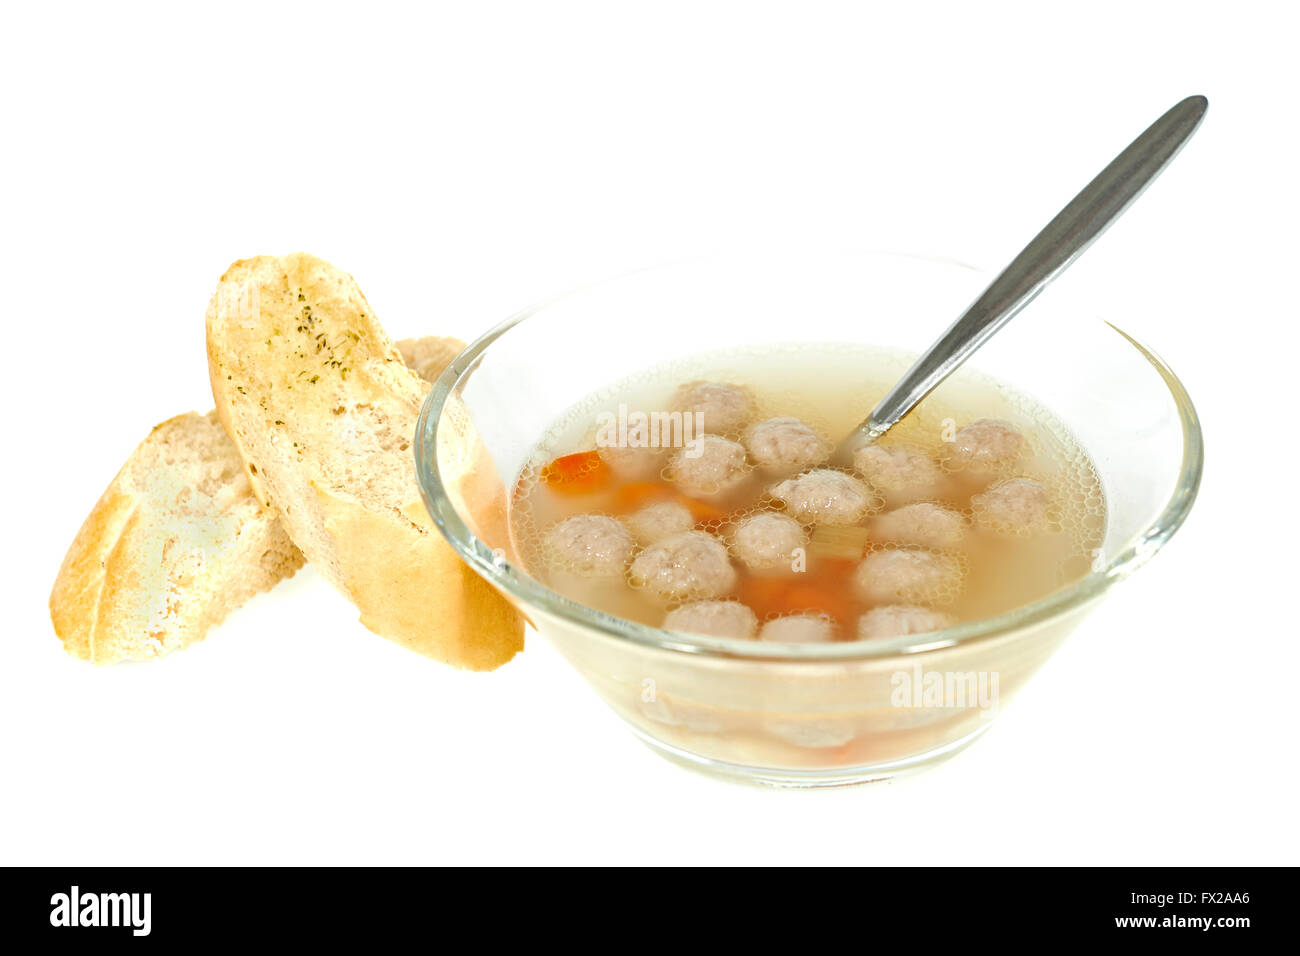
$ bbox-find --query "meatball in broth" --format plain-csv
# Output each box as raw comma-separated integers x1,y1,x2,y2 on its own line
512,346,1105,654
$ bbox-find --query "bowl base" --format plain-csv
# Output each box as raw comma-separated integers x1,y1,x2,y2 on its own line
624,721,993,788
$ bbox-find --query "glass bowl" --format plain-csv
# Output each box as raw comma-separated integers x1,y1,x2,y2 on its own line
414,253,1203,787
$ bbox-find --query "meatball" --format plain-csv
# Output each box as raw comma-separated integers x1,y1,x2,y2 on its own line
759,614,835,643
667,435,748,497
744,417,829,476
663,600,758,639
870,502,968,550
629,530,737,602
639,694,731,734
972,477,1052,534
947,418,1025,472
543,514,635,577
769,469,876,525
853,443,943,502
730,512,807,572
673,381,756,435
625,500,694,545
852,548,963,605
857,605,956,640
597,442,665,480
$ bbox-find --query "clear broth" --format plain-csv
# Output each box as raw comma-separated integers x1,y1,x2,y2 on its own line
509,344,1105,638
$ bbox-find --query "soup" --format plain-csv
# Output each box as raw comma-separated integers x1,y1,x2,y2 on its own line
508,344,1105,643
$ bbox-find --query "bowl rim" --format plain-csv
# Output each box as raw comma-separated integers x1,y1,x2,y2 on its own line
414,254,1204,661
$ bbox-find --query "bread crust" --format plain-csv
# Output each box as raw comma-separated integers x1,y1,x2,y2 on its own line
50,337,470,665
206,254,523,670
49,412,304,663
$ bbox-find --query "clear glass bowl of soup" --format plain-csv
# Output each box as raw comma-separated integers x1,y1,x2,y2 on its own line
414,254,1203,787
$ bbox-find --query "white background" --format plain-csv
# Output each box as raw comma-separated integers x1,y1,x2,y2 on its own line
3,1,1297,865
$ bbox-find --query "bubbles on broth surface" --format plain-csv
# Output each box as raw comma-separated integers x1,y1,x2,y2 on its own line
510,344,1106,638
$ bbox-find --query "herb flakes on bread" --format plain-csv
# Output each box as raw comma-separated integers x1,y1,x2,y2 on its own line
206,254,523,670
49,336,464,664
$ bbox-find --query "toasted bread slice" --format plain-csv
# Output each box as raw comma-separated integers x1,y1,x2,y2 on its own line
50,337,464,664
49,411,305,663
206,254,523,670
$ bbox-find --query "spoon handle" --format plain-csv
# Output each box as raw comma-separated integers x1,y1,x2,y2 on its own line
862,94,1208,439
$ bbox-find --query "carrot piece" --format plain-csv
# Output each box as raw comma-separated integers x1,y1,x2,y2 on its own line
814,557,861,583
738,563,859,625
778,582,858,624
612,482,727,524
680,496,727,524
614,481,674,511
736,576,795,620
541,450,611,495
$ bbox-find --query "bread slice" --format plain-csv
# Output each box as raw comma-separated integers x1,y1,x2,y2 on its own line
49,337,465,664
396,335,463,383
206,254,524,670
49,411,305,663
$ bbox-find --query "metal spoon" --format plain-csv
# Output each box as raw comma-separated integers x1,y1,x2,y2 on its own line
836,94,1207,461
